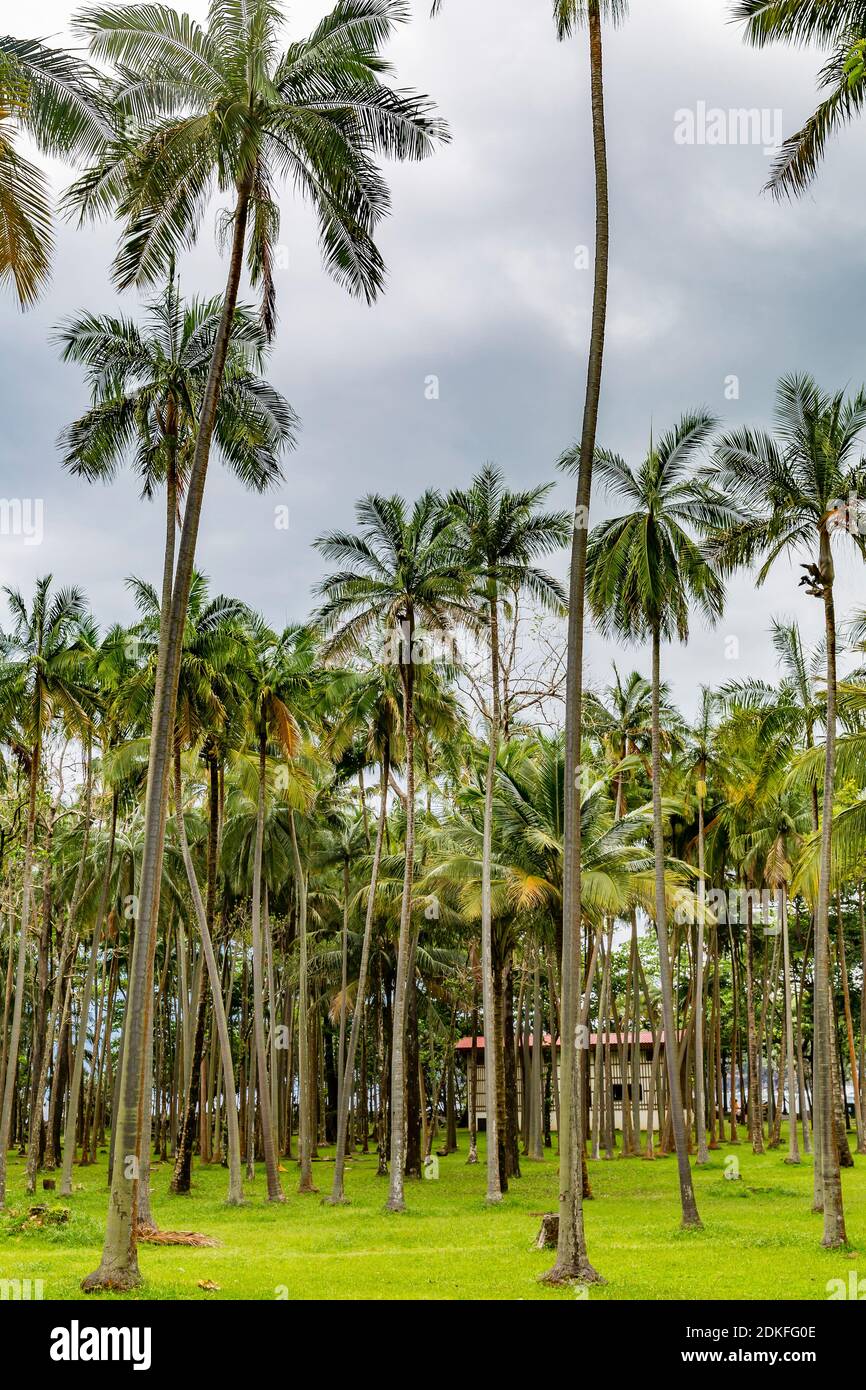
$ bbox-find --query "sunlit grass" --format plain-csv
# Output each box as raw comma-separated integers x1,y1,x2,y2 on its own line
1,1129,863,1300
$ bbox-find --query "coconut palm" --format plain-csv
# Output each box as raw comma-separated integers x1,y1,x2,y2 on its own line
711,372,866,1245
446,464,568,1202
70,0,445,1289
732,0,866,198
315,491,470,1212
0,578,91,1209
582,409,738,1228
0,36,106,304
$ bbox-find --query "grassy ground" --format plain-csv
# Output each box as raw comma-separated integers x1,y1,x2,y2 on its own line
1,1131,864,1300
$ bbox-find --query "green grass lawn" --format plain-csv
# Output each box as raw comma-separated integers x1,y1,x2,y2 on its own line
1,1131,864,1300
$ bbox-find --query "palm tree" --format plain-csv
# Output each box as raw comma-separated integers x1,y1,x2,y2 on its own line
72,0,445,1290
315,492,469,1212
583,409,737,1228
547,0,628,1288
711,371,866,1247
0,36,106,304
57,275,297,634
0,578,90,1209
447,464,568,1202
733,1,866,198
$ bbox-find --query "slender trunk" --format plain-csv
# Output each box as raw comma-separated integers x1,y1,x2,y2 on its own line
544,1,609,1288
329,751,389,1203
0,729,40,1209
651,622,701,1226
694,788,709,1164
814,539,846,1245
480,589,503,1201
83,185,253,1289
386,634,417,1212
290,812,315,1194
251,735,284,1202
173,755,243,1203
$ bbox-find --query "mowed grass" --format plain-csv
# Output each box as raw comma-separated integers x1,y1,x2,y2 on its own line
1,1130,864,1300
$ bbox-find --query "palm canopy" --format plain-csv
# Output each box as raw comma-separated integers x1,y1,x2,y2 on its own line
571,410,736,642
710,372,866,580
430,1,629,38
0,576,93,747
447,463,569,612
733,1,866,197
314,490,473,660
0,36,107,304
67,0,448,317
56,273,297,498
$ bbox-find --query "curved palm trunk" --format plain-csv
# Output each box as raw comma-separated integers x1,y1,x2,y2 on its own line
172,756,243,1204
82,181,252,1289
814,540,846,1244
329,750,390,1204
0,728,40,1210
386,649,416,1213
650,622,701,1227
290,812,316,1194
544,1,608,1286
251,736,284,1203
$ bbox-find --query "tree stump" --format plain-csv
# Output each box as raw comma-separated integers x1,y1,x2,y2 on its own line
42,1178,56,1191
535,1213,559,1250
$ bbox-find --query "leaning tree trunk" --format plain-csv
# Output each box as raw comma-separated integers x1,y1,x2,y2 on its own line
329,750,390,1203
814,537,846,1246
542,0,609,1288
650,622,701,1227
386,636,417,1213
82,180,254,1290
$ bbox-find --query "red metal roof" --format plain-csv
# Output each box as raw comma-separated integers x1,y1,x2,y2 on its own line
456,1030,659,1050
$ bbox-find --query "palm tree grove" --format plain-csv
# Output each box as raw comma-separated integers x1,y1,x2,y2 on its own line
3,0,866,1337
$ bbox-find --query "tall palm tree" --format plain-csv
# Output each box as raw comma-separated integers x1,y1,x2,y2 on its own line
447,464,568,1202
315,491,469,1212
711,371,866,1247
0,36,106,304
733,1,866,197
582,409,737,1228
548,0,628,1287
72,0,445,1290
0,578,90,1208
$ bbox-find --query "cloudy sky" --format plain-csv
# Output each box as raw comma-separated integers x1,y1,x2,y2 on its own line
3,0,866,712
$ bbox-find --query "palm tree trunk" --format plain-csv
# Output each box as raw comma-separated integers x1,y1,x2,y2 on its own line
251,736,284,1203
650,621,701,1227
172,755,243,1203
543,0,609,1287
82,180,253,1289
779,885,801,1164
480,588,503,1201
0,730,40,1210
814,541,846,1245
694,789,709,1164
329,750,390,1203
387,643,417,1213
290,811,316,1194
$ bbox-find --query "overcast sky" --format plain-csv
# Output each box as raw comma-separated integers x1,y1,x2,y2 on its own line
3,0,866,713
